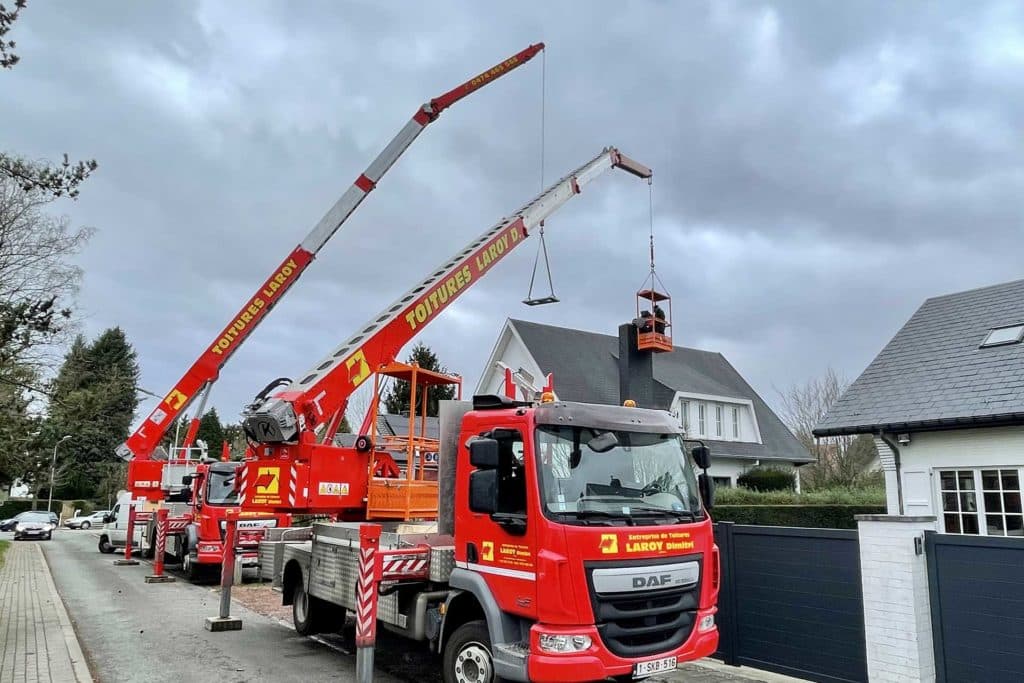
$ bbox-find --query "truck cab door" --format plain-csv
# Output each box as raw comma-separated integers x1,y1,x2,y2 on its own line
463,428,538,618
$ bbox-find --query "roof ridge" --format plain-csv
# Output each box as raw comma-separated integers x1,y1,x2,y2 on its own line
923,277,1024,305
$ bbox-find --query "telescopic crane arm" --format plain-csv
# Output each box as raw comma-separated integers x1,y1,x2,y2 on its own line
118,44,544,462
242,147,652,448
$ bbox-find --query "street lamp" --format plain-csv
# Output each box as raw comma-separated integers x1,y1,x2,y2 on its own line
48,435,72,514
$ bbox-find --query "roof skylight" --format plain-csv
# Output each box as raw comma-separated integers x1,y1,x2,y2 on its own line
980,324,1024,348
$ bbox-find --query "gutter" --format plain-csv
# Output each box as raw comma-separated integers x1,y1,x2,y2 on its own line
877,431,904,516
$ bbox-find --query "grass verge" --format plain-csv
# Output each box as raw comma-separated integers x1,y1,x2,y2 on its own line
0,540,10,569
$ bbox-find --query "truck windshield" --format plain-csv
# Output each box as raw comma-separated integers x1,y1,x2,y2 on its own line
205,470,239,506
535,425,703,525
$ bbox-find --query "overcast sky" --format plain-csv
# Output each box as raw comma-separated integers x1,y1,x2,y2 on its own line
6,1,1024,431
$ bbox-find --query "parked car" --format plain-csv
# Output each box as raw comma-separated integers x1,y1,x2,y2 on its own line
12,511,56,540
65,510,109,530
1,510,58,532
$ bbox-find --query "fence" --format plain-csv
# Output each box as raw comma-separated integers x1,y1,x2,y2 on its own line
926,531,1024,682
714,523,868,683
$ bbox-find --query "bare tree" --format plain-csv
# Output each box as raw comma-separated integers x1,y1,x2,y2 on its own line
778,368,878,490
0,177,93,380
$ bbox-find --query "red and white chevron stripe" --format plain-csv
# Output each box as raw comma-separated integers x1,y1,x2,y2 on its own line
238,468,247,505
288,464,297,507
355,546,378,646
380,552,430,580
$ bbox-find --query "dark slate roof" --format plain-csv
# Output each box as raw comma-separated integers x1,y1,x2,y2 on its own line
509,319,811,463
815,279,1024,436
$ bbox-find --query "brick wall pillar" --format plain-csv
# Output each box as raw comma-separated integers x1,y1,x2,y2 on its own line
856,515,936,682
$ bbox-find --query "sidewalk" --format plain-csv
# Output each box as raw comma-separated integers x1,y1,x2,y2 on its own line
0,541,93,682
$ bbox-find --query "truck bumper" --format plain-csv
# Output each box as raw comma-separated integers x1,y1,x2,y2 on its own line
526,608,719,683
196,545,259,567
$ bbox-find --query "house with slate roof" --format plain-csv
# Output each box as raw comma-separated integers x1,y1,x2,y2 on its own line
476,318,813,488
815,279,1024,536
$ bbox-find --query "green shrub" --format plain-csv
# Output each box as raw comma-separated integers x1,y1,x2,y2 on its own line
715,486,886,506
712,504,886,529
736,467,796,492
0,499,71,518
69,500,96,515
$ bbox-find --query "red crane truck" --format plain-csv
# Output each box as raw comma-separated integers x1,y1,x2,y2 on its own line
237,149,720,682
104,44,546,579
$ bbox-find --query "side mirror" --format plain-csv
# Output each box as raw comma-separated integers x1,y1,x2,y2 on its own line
468,470,498,514
699,473,715,511
691,445,711,471
587,431,619,453
103,514,113,524
469,438,500,469
181,474,193,486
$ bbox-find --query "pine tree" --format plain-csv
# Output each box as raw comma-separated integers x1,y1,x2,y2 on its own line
47,327,139,497
383,342,457,417
195,408,225,457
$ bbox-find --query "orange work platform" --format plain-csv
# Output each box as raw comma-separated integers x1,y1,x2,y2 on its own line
365,361,462,521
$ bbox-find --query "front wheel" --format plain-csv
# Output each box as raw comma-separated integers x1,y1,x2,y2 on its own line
98,536,115,554
443,620,498,683
81,521,91,529
182,552,203,582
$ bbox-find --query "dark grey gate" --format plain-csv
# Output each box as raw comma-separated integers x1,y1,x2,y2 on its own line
714,523,867,683
926,531,1024,682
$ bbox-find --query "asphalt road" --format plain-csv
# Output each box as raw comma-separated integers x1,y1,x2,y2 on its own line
35,529,784,683
41,529,404,683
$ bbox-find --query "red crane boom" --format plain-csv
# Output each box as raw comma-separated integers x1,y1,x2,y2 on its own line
239,147,652,514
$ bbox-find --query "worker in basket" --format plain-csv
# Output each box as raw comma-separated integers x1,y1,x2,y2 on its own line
637,309,654,332
653,304,667,334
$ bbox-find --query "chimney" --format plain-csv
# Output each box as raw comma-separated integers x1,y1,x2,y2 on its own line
618,322,655,408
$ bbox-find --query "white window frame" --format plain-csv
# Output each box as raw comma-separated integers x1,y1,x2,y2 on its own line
671,391,762,444
936,467,1024,537
679,400,690,432
731,406,740,439
697,403,706,436
715,404,724,438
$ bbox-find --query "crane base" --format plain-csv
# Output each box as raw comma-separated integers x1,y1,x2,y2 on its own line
144,575,176,583
204,616,243,632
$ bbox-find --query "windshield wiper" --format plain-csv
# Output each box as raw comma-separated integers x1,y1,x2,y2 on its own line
626,505,698,522
571,509,636,526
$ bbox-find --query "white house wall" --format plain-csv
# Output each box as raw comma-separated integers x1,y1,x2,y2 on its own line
897,425,1024,531
475,327,547,399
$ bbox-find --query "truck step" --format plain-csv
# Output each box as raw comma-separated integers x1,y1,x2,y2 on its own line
492,641,529,668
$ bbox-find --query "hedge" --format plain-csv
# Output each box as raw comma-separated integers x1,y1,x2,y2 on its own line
736,467,796,492
0,499,99,519
715,486,886,506
712,504,886,529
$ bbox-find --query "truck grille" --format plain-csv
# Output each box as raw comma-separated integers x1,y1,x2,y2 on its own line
585,556,701,659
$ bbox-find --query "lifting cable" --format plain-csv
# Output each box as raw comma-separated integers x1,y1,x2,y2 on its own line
640,178,668,294
524,48,559,306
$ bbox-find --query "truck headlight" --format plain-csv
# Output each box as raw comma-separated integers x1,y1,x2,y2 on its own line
698,614,715,632
538,633,592,653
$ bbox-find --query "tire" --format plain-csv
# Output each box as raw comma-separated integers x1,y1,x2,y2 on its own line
291,580,342,636
443,620,497,683
98,536,115,554
183,552,203,583
81,521,91,529
142,524,156,559
354,434,372,453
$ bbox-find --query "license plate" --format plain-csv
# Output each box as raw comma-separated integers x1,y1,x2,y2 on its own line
633,656,677,679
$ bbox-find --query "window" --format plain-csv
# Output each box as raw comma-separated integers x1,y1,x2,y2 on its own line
680,400,690,432
697,403,706,435
981,469,1023,536
712,476,732,489
980,324,1024,348
715,405,723,438
731,406,740,439
939,468,1023,536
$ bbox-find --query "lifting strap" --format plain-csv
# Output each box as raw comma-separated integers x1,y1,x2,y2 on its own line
523,49,559,307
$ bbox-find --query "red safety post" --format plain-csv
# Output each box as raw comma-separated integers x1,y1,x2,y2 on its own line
205,508,242,631
355,523,382,683
113,498,140,566
145,508,175,583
